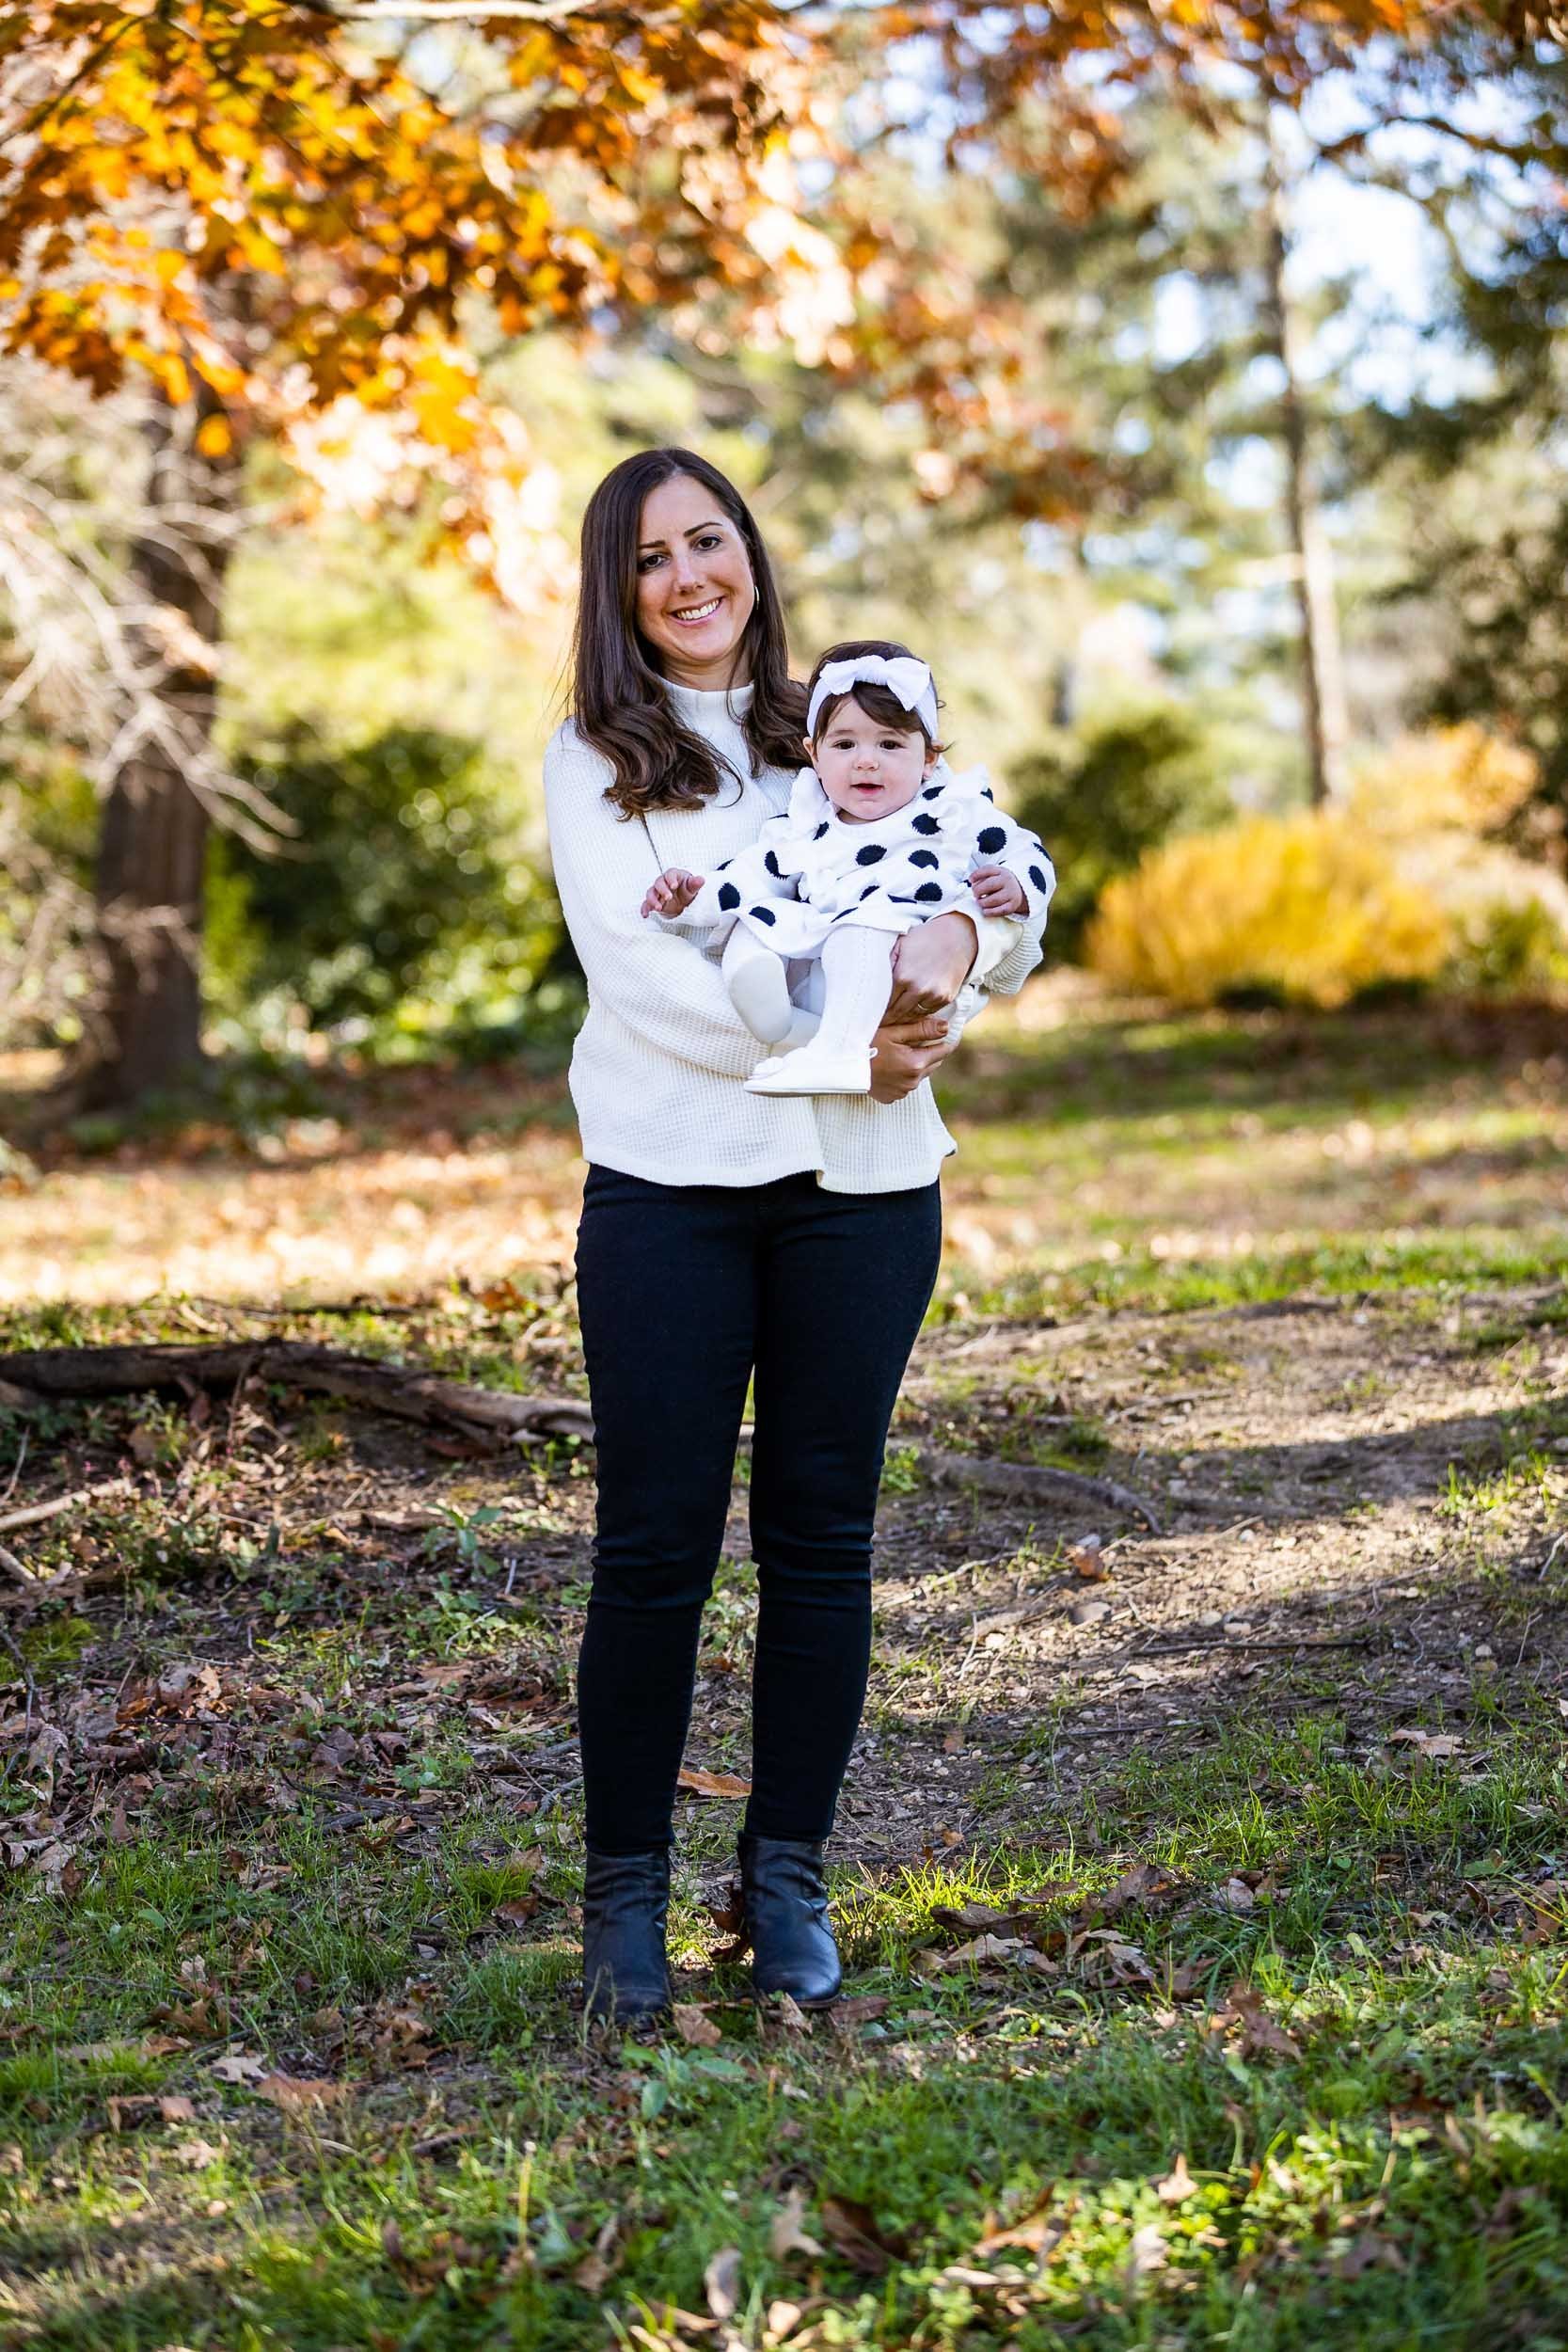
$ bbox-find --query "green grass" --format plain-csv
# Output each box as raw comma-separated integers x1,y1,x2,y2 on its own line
4,1712,1566,2350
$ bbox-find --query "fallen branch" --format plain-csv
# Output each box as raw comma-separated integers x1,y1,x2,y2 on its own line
0,1342,594,1447
0,1477,132,1535
919,1447,1163,1534
1128,1633,1371,1659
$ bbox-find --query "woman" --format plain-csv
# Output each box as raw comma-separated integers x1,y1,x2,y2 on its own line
545,447,1047,2023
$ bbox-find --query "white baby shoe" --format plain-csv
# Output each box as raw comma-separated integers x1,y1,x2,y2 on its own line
745,1048,874,1097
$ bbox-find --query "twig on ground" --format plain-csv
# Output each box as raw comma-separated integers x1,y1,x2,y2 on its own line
0,1616,37,1730
0,1428,26,1505
1128,1633,1372,1660
919,1447,1163,1534
0,1541,39,1585
0,1478,132,1535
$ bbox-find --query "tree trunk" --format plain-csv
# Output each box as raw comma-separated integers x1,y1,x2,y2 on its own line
83,392,234,1109
1263,117,1351,809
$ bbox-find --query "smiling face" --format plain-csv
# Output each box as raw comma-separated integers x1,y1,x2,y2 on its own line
809,697,938,824
634,473,757,689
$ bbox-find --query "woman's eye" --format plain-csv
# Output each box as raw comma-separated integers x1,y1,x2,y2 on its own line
637,551,666,572
694,532,722,550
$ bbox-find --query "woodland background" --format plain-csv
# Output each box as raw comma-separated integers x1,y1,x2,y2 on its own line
1,8,1567,2352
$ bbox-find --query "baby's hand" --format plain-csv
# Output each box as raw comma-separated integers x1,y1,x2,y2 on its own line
641,866,704,919
970,864,1027,916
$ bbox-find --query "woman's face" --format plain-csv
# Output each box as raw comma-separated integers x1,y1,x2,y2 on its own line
634,473,756,689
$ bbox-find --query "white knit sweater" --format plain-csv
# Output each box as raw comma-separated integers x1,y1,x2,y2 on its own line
543,680,1049,1194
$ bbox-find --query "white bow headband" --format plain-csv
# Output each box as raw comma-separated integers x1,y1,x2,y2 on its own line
807,655,939,739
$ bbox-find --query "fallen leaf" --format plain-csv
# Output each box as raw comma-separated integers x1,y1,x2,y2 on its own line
974,2192,1068,2256
705,2245,742,2320
1097,1862,1180,1916
818,2194,911,2275
769,2185,825,2262
1388,1730,1463,1758
210,2049,267,2083
106,2092,197,2131
254,2073,345,2112
1218,1876,1256,1914
1334,2229,1405,2277
1067,1536,1111,1581
575,2213,623,2295
765,2299,805,2344
1212,1981,1300,2061
1156,2153,1197,2204
1125,2221,1169,2279
672,2003,722,2048
832,1994,890,2026
169,2135,227,2168
678,1766,752,1799
923,1931,1025,1972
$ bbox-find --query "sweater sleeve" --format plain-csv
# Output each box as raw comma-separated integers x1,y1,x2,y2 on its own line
543,728,763,1081
660,823,799,928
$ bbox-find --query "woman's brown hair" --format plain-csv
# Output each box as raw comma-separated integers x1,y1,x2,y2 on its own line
570,447,806,818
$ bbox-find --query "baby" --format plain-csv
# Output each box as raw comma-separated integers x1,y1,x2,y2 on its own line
640,639,1054,1096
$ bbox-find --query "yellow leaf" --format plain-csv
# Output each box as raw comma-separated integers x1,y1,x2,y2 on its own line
195,413,232,457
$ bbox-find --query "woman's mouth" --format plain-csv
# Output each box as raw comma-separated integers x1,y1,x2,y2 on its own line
670,596,722,628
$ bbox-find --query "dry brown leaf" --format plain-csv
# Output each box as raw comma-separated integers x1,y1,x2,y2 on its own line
832,1994,890,2026
764,2299,805,2344
106,2091,196,2131
1067,1536,1111,1581
1156,2153,1197,2203
1218,1876,1257,1914
769,2185,825,2262
1213,1981,1300,2061
677,1766,752,1799
574,2213,623,2295
1334,2229,1406,2277
672,2003,722,2048
926,1931,1025,1972
974,2191,1067,2256
818,2194,910,2275
1388,1729,1463,1758
209,2049,267,2083
254,2073,345,2112
705,2245,742,2320
1096,1862,1180,1917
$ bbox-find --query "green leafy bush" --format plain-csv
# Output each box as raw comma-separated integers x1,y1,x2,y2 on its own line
208,725,572,1056
1008,700,1233,956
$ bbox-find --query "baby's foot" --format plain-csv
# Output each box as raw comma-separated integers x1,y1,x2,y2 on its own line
726,953,796,1044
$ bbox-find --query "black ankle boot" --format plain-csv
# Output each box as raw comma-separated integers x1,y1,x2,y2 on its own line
738,1834,843,2008
580,1848,672,2025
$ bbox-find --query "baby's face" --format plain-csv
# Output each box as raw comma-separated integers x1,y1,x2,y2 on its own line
807,701,937,825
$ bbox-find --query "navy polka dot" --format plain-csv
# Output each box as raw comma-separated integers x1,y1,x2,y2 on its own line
855,843,887,866
860,884,878,899
764,850,782,877
981,786,994,801
814,821,831,840
717,882,740,912
1029,864,1051,892
911,813,941,836
716,858,731,870
921,784,944,800
976,825,1006,855
913,882,944,902
750,905,776,926
909,850,940,869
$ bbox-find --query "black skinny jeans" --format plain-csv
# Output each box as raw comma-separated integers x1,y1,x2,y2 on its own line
574,1166,942,1853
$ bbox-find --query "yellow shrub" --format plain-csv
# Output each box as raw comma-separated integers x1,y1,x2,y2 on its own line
1085,812,1452,1009
1352,723,1538,838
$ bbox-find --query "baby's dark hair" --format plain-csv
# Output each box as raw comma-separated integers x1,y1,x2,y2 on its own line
804,639,947,755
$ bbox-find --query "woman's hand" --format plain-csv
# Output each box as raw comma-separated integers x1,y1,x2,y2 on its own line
869,1010,955,1104
883,909,977,1023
